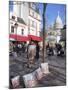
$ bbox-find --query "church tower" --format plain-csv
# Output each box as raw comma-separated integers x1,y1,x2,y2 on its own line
54,11,63,43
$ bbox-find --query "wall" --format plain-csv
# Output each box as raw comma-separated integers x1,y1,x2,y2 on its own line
10,20,28,37
28,14,41,37
17,24,28,36
10,2,41,38
13,2,21,17
21,3,29,24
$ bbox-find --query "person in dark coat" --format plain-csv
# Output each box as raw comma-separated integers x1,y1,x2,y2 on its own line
55,43,62,56
48,45,54,55
46,43,50,54
46,43,49,50
35,43,40,59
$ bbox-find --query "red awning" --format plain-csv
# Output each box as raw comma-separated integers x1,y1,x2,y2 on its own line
9,34,29,42
28,35,42,41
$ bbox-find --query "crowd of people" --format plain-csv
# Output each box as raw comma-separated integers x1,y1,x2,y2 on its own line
9,41,40,67
46,43,65,56
9,41,65,67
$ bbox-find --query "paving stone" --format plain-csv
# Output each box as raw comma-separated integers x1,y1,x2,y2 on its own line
9,52,66,87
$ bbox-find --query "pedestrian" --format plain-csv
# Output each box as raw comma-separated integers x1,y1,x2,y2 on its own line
18,43,21,55
48,44,54,56
35,42,40,60
24,42,28,53
13,43,18,58
22,42,26,53
46,43,49,50
55,43,62,56
27,41,36,67
9,42,13,56
22,43,24,53
46,42,50,55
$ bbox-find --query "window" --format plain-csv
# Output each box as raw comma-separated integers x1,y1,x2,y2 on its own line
34,13,37,18
23,2,26,5
28,19,30,26
32,21,34,27
32,11,34,16
38,31,40,36
34,22,36,28
31,21,36,28
21,29,24,35
31,3,36,10
39,31,40,35
11,26,14,33
28,30,30,34
30,10,34,17
30,20,36,28
31,29,35,35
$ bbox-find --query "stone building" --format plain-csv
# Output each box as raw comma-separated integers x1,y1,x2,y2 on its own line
9,1,42,45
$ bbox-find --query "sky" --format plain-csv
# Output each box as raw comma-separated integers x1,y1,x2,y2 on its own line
9,1,66,28
9,1,13,11
46,3,66,26
39,3,66,28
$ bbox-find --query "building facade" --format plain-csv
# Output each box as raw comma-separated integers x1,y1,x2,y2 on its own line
9,16,28,42
9,2,42,44
60,25,66,47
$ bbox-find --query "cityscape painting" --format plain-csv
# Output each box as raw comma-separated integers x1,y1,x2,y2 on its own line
9,0,66,89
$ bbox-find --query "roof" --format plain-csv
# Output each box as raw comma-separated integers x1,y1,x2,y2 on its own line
17,17,26,25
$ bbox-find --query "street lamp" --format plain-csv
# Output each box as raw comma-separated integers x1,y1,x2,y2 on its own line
14,22,18,55
14,22,18,41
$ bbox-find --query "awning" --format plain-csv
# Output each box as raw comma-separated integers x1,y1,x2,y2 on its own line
9,34,29,42
9,38,16,41
28,35,42,41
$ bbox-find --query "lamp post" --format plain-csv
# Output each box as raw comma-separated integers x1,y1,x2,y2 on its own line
14,22,18,55
14,22,18,41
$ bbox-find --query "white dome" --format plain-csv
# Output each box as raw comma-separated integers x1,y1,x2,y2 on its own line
54,12,63,29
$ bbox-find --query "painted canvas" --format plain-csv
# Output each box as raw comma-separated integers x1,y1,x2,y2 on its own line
9,0,66,89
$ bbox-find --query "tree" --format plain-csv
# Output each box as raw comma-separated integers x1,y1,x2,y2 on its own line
42,3,47,62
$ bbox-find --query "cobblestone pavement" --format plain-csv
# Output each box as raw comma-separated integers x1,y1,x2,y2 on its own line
9,51,66,88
